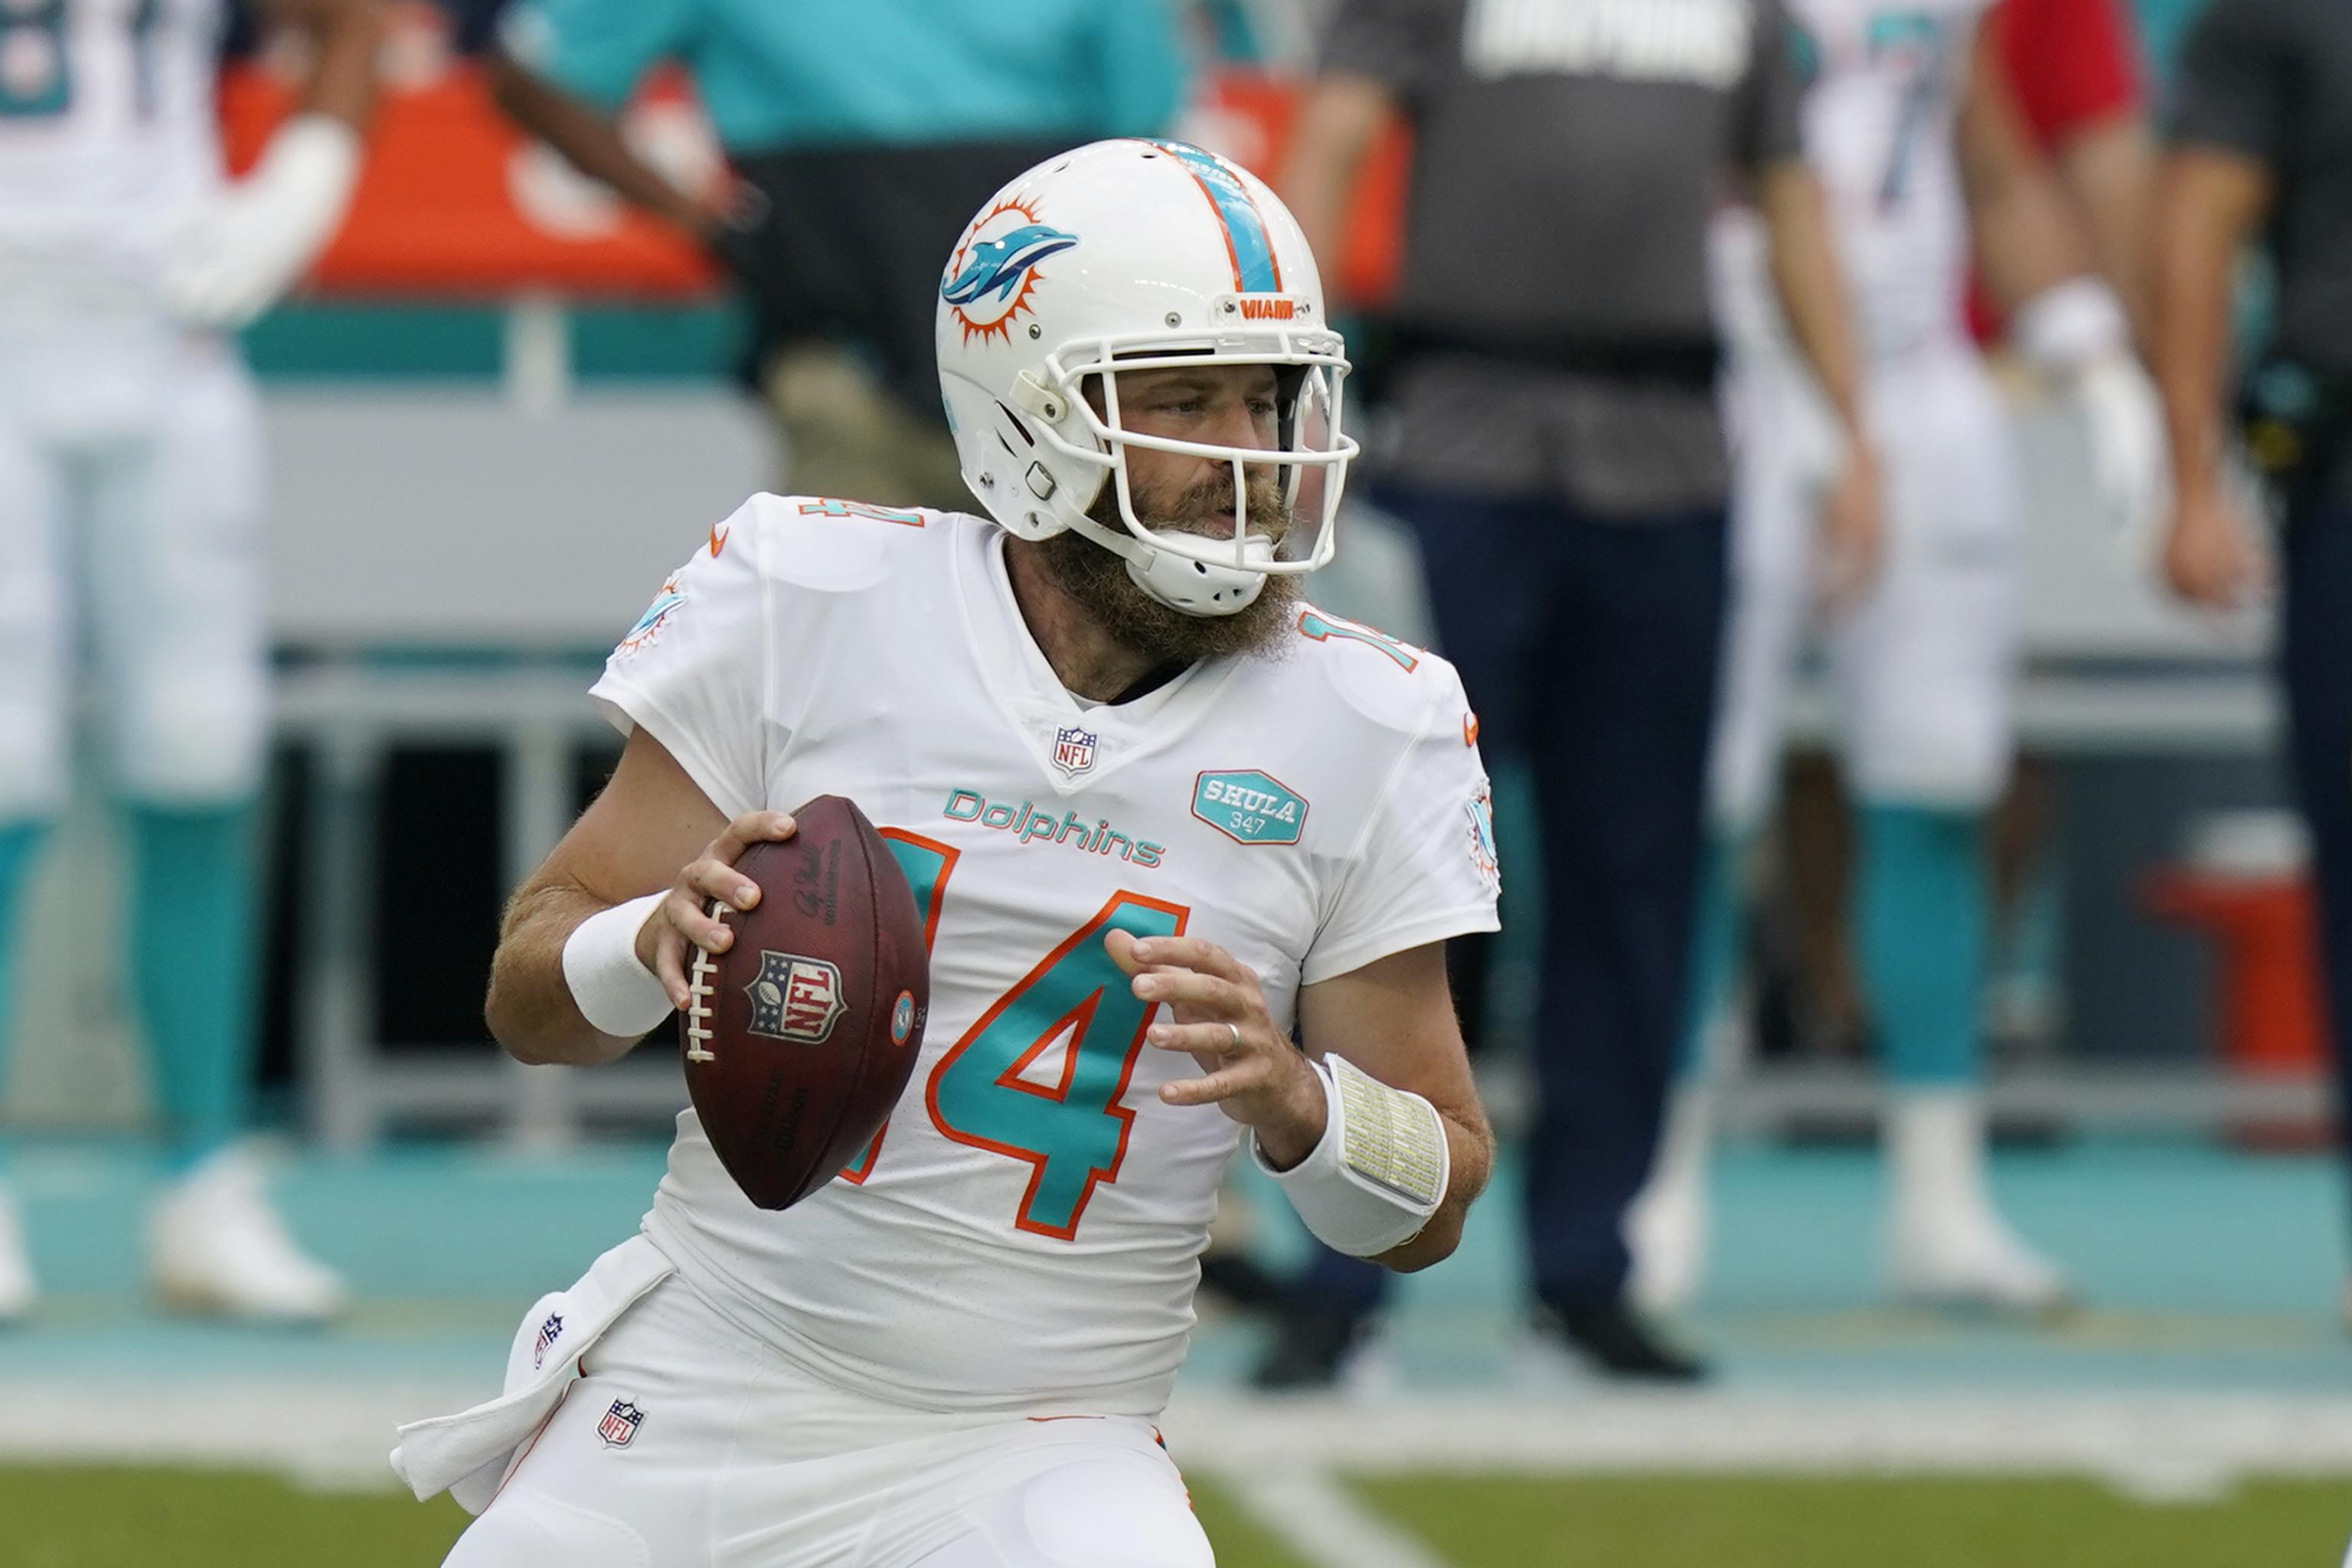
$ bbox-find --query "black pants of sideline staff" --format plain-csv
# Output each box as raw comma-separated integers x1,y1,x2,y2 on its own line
2283,501,2352,1217
1282,484,1727,1318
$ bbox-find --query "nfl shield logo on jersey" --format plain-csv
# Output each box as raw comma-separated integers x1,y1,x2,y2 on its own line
531,1312,564,1369
1052,726,1098,778
745,952,847,1044
597,1399,645,1449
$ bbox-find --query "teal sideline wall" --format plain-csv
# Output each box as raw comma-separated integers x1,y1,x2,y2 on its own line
242,300,748,382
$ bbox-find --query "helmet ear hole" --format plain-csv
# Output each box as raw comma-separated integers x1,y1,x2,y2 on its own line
992,401,1037,449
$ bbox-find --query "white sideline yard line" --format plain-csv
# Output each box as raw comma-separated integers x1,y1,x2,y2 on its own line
1224,1468,1453,1568
0,1383,477,1492
11,1383,2352,1501
1165,1391,2352,1499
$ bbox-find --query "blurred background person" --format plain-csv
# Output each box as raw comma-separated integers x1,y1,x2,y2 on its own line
0,0,381,1323
1260,0,1880,1387
1974,0,2155,1120
1631,0,2167,1318
483,0,1187,512
2157,0,2352,1310
1706,0,2161,1121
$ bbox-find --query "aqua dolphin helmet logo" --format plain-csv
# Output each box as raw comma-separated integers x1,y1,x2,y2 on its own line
942,224,1079,305
943,198,1078,344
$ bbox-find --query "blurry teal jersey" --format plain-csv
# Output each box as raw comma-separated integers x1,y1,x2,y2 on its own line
2131,0,2206,74
498,0,1187,152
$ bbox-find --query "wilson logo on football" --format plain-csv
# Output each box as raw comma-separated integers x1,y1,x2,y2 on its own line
746,952,848,1045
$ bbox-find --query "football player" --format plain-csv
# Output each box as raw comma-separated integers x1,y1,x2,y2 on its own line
396,141,1498,1566
0,0,380,1323
1627,0,2164,1313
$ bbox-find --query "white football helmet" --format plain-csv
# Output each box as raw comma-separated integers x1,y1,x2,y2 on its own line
936,139,1356,616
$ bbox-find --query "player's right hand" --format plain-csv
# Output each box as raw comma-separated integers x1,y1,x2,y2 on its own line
2163,488,2269,610
704,178,776,277
637,812,798,1009
1816,440,1883,615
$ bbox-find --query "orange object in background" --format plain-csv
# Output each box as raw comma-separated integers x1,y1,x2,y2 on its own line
2145,865,2331,1145
217,9,720,299
224,45,1408,309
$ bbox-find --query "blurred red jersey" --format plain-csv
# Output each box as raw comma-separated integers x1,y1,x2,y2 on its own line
1968,0,2146,342
1994,0,2142,143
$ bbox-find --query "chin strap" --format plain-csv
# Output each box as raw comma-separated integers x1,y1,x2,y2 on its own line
1061,508,1270,618
1123,543,1268,617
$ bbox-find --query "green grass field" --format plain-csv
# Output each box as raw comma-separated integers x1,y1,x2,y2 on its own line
5,1468,2346,1567
1354,1475,2352,1567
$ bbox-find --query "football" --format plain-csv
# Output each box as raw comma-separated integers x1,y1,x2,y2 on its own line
680,795,931,1210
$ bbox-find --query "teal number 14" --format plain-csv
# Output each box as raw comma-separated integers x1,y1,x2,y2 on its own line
858,832,1187,1239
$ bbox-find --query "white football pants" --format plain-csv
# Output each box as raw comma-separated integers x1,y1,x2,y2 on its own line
441,1275,1215,1568
0,315,268,818
1710,340,2024,830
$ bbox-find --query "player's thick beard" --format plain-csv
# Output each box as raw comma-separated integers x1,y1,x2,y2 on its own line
1037,470,1302,666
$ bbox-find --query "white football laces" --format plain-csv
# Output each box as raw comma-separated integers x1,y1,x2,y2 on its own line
683,899,723,1063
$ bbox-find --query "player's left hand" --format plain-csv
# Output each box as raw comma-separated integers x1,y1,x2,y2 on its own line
1106,931,1326,1164
165,115,361,329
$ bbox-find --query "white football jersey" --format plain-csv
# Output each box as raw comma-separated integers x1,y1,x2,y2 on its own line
589,496,1500,1416
1713,0,1991,366
0,0,228,305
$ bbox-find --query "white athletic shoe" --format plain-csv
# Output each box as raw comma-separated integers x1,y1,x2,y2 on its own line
1885,1089,2069,1313
149,1147,348,1324
0,1184,36,1324
1625,1084,1714,1313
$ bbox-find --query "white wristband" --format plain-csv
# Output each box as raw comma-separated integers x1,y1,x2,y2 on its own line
560,893,674,1038
2014,276,2131,376
1254,1054,1449,1258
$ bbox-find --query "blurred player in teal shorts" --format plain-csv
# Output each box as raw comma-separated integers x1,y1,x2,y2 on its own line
1633,0,2164,1314
0,0,380,1322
